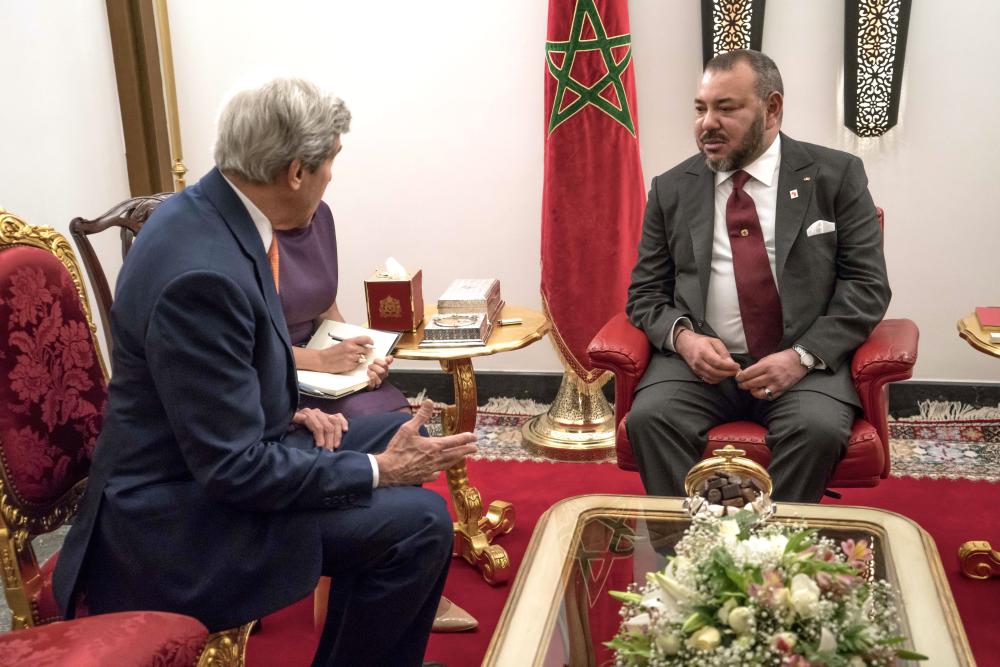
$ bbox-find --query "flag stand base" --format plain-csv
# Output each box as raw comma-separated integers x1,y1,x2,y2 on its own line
521,371,616,462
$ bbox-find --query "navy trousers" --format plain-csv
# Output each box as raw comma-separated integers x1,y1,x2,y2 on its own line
310,412,453,667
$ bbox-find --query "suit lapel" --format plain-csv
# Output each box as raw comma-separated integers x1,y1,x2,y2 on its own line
683,161,716,316
200,169,293,351
774,134,818,284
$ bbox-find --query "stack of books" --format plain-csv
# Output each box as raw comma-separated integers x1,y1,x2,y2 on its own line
420,279,504,348
975,307,1000,343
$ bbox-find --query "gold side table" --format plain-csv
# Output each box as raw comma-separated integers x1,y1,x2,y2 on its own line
394,305,550,584
956,313,1000,579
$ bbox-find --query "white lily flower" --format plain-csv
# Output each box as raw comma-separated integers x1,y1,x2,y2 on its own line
640,587,667,614
647,570,696,606
624,612,651,632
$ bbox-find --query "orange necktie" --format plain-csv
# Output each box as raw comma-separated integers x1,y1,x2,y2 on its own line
267,235,280,292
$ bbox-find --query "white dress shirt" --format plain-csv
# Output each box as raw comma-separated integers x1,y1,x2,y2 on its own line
222,175,380,488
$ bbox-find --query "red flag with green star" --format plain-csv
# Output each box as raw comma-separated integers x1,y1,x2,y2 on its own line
542,0,644,382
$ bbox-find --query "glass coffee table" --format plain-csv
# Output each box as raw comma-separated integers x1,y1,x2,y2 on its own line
484,495,975,666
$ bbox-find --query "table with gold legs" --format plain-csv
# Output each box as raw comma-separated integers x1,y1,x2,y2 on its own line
395,305,550,584
956,313,1000,580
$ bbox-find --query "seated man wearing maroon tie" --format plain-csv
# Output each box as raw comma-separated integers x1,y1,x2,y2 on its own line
625,50,891,503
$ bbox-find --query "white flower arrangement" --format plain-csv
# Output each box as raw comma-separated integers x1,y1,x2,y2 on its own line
608,510,927,666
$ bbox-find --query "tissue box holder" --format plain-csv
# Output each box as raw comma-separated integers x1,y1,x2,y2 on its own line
365,268,424,332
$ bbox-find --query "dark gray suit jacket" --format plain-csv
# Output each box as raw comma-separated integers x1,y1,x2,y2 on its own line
626,134,891,407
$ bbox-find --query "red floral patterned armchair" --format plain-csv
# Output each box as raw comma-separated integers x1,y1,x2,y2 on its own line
586,209,919,488
0,209,246,666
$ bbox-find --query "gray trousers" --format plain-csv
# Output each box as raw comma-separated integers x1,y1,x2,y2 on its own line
626,378,854,503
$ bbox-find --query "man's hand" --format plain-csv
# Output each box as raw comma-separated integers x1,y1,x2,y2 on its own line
374,400,477,486
315,336,374,374
735,349,808,400
674,328,741,384
292,408,349,451
366,354,392,389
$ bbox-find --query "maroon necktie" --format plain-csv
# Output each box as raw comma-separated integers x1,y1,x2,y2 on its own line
726,170,782,358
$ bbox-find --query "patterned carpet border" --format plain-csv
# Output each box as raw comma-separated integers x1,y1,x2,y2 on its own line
413,398,1000,481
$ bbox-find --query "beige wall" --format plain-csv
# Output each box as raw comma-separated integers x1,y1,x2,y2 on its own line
3,1,998,382
0,1,131,356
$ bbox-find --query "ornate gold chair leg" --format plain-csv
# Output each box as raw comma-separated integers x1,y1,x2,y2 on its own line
197,621,255,667
958,540,1000,579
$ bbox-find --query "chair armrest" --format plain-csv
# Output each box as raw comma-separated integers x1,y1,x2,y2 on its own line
851,318,919,390
587,313,651,379
588,313,652,428
851,318,919,478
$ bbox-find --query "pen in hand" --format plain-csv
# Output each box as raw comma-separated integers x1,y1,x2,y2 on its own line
328,333,375,349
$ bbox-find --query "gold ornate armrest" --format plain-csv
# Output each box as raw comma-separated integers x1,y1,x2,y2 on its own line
958,540,1000,580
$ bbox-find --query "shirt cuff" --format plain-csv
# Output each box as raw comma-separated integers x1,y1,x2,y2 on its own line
368,454,379,488
665,317,694,352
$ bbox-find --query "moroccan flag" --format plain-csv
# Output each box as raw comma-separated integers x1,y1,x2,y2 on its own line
542,0,645,382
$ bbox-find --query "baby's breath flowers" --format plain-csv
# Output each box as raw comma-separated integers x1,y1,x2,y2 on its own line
607,511,927,666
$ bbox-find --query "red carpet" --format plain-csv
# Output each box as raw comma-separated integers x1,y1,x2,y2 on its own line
247,460,998,667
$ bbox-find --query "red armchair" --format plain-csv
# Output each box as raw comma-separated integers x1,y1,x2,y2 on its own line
0,210,247,666
588,314,918,486
587,206,918,488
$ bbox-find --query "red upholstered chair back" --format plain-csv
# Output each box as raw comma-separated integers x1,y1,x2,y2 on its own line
0,209,108,628
587,206,919,489
69,193,171,360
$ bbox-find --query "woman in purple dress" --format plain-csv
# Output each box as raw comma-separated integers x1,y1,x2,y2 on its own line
276,201,477,633
276,201,409,416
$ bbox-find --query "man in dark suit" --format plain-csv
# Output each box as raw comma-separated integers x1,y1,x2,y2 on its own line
53,78,476,667
626,50,890,503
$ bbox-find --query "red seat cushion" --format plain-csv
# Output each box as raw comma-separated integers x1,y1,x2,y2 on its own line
616,413,884,487
707,419,884,486
0,611,207,667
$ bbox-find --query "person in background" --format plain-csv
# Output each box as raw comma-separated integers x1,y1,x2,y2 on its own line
53,77,476,667
625,50,890,503
273,175,477,633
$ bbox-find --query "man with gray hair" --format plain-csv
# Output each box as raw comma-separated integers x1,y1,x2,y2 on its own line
54,78,473,666
626,50,890,503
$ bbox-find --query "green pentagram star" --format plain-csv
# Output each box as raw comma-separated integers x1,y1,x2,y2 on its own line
546,0,636,136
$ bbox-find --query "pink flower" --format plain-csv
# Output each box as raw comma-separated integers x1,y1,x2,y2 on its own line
749,568,789,608
781,655,813,667
771,632,797,653
841,538,874,573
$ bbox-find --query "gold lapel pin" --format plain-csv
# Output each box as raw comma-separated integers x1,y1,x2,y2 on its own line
789,189,799,199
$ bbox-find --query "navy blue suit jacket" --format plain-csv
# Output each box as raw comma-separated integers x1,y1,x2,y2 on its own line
54,168,375,631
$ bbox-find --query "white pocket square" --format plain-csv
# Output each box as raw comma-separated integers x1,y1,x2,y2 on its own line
806,219,836,237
